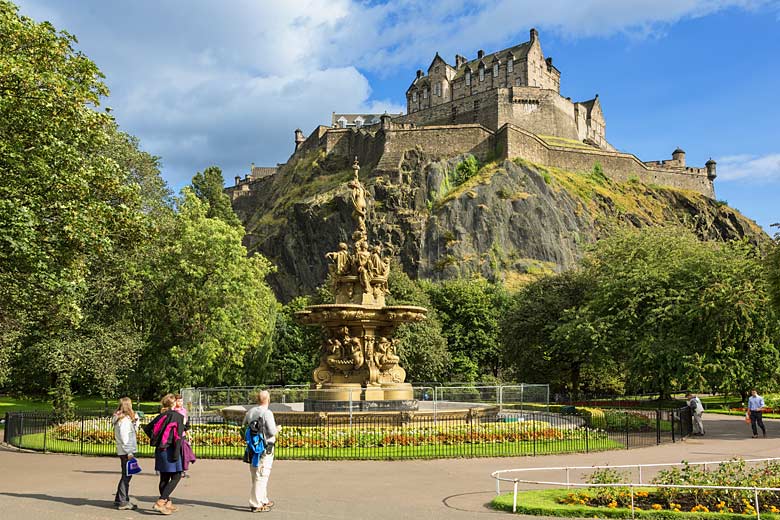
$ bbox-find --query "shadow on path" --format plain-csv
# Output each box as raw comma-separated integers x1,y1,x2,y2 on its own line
0,492,248,514
442,490,503,514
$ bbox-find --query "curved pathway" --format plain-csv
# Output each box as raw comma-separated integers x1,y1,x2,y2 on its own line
0,414,776,519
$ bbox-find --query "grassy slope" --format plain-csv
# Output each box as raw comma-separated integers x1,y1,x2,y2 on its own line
491,489,779,520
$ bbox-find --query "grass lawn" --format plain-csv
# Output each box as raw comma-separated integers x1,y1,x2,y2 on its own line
0,396,160,414
13,432,623,460
491,488,779,519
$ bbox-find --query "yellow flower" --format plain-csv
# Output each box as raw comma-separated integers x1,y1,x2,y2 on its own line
651,504,663,510
673,508,681,512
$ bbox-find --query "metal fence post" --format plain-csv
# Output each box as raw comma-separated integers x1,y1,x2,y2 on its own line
80,416,85,455
625,412,630,449
656,410,661,445
43,414,48,453
671,410,676,443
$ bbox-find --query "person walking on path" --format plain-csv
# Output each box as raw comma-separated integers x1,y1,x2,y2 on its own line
686,393,705,436
242,390,278,513
144,393,188,515
113,397,139,510
748,389,767,438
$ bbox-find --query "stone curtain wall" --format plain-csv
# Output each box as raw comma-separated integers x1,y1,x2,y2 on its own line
499,125,715,197
275,122,714,199
499,87,580,141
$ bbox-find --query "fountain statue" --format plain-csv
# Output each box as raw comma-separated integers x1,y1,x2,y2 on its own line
295,158,427,410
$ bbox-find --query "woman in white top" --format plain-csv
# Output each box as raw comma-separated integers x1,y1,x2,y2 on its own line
113,397,139,510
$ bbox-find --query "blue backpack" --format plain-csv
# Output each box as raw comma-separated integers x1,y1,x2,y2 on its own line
243,418,265,467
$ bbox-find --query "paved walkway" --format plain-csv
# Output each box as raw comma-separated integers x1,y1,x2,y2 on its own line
0,414,777,519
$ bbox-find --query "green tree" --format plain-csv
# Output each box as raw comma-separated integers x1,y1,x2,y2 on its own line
132,189,277,393
584,227,779,399
387,265,450,383
262,297,321,385
502,270,617,396
0,2,146,410
424,277,510,380
191,165,242,228
767,225,780,315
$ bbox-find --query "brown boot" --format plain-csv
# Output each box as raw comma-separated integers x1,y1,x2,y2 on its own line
165,499,179,512
153,499,172,515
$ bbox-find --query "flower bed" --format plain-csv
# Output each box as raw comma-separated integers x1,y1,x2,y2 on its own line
50,419,608,449
557,460,780,515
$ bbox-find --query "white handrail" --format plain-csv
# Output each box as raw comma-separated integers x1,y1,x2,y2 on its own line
491,457,780,516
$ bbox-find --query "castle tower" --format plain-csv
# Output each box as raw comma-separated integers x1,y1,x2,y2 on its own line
294,128,305,151
706,158,717,179
672,147,686,167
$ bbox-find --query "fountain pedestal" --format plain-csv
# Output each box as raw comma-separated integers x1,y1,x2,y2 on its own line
295,158,427,412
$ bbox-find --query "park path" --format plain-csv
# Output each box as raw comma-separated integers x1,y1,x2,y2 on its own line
0,414,777,520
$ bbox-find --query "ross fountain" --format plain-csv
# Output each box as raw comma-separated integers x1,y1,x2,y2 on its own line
295,158,427,411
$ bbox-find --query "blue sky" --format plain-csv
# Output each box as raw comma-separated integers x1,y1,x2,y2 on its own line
15,0,780,233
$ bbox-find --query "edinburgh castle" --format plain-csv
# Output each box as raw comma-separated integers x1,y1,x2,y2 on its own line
230,28,717,200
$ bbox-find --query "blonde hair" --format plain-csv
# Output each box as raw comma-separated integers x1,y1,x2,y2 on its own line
160,393,176,412
115,397,137,422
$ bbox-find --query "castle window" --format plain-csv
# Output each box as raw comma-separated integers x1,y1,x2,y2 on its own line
508,60,513,73
434,65,440,74
493,63,499,77
337,117,347,128
465,71,471,86
515,77,522,87
479,67,484,82
412,91,417,102
354,116,364,128
423,88,428,99
434,82,441,96
451,105,457,119
474,100,480,111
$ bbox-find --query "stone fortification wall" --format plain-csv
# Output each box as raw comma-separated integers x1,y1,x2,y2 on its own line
498,125,715,197
273,122,714,199
384,124,495,160
498,87,579,141
396,87,581,142
396,89,501,129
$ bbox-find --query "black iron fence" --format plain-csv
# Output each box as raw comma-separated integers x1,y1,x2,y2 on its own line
3,406,686,461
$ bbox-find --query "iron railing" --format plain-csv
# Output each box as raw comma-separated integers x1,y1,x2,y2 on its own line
4,405,682,461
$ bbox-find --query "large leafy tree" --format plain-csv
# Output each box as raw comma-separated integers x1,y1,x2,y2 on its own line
387,265,450,383
192,165,242,228
424,277,509,380
502,269,618,396
0,2,145,408
767,224,780,315
262,296,321,386
132,190,277,393
583,227,779,399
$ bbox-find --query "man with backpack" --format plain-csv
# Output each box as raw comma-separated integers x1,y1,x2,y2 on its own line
243,390,278,512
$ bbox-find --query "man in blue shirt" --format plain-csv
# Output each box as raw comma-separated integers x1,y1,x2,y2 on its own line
747,389,767,438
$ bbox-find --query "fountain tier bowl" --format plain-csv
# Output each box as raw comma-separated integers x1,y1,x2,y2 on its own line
295,303,428,327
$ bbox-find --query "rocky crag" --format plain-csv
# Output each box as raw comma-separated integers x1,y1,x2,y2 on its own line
231,149,766,302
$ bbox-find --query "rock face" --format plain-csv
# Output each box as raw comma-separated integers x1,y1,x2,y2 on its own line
232,149,766,302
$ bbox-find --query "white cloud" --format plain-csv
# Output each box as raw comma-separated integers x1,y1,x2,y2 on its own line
13,0,776,188
716,154,780,182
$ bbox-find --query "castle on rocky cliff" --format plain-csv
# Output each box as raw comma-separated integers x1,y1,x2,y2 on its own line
230,29,716,199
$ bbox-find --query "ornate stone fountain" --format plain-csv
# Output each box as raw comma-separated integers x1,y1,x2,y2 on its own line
295,158,427,411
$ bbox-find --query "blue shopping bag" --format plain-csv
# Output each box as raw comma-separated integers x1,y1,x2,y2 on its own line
127,458,142,475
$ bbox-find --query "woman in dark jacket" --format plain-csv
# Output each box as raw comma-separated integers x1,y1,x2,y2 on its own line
145,393,187,515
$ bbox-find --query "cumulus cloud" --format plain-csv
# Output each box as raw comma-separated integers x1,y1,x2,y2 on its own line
716,154,780,182
13,0,775,188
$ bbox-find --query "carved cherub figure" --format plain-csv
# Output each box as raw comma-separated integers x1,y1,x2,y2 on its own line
369,245,384,277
